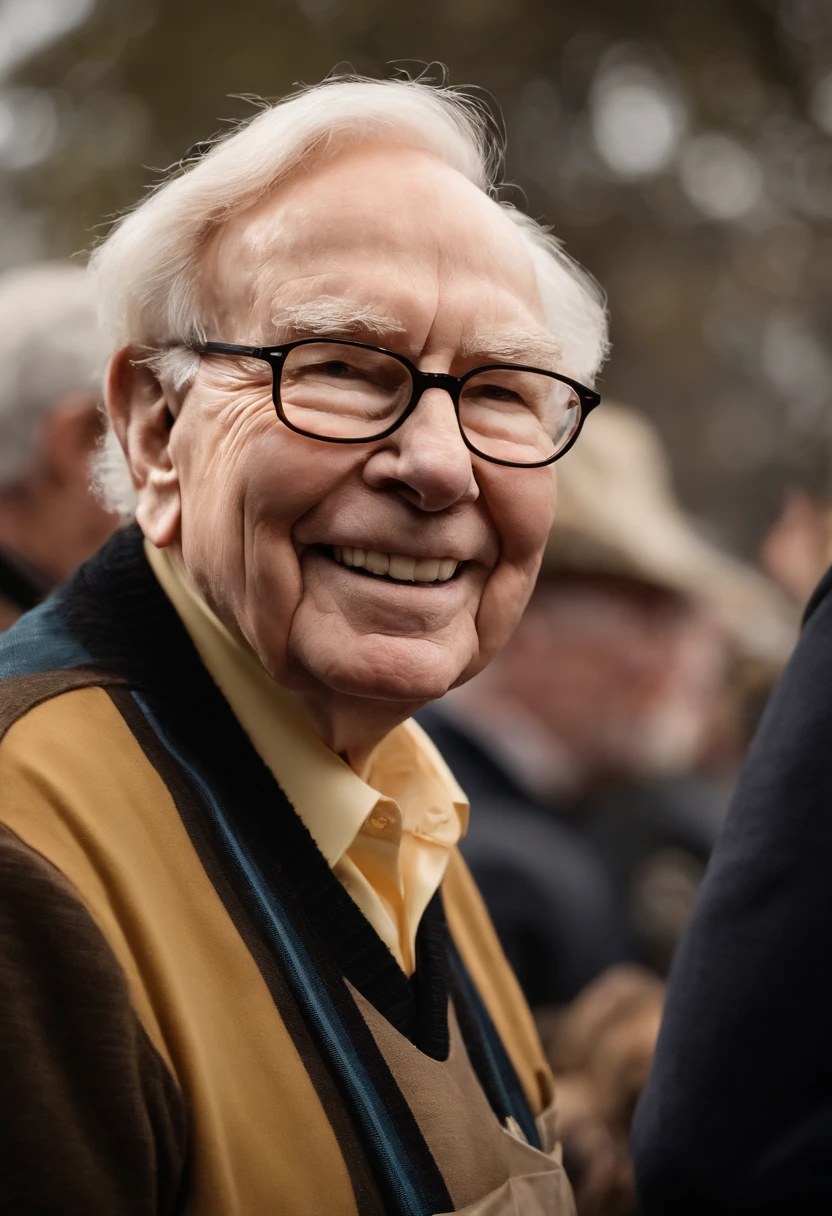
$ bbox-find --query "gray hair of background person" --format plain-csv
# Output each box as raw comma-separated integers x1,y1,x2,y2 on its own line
89,75,610,519
0,262,110,490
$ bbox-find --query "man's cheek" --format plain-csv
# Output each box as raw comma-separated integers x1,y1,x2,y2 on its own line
487,477,555,562
243,541,309,682
473,558,539,667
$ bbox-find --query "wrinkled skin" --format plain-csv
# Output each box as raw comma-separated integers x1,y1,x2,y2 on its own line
108,143,558,768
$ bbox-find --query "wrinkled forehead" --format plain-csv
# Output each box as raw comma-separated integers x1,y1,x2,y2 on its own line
198,143,546,348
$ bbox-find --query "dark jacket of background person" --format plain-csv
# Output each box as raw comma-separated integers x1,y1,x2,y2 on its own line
418,704,628,1006
576,775,725,975
631,564,832,1214
0,544,51,627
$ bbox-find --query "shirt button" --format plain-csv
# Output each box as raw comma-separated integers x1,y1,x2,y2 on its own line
366,812,392,833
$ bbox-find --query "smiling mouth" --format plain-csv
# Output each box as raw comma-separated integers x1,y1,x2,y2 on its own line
322,545,465,586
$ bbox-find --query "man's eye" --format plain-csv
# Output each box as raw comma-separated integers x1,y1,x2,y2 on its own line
319,360,359,378
477,383,523,403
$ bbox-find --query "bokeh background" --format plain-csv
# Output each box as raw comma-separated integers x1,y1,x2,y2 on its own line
3,10,830,1210
2,0,832,558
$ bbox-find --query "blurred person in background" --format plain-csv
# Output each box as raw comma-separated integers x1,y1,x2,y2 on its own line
632,557,832,1212
423,405,795,1214
421,404,797,1000
631,433,832,1206
0,262,116,629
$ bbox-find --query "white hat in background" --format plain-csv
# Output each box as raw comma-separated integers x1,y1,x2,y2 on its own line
544,403,799,667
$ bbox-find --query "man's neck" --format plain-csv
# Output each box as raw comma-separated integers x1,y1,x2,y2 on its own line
287,679,425,778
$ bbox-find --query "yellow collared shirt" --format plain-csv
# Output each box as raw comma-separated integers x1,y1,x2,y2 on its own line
145,542,468,975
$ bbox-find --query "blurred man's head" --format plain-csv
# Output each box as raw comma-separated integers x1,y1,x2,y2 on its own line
0,262,116,622
494,571,727,786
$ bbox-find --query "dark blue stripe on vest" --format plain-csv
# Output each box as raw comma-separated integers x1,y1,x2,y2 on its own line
132,691,438,1216
0,595,91,680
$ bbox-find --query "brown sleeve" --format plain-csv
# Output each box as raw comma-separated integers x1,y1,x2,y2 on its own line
0,824,188,1215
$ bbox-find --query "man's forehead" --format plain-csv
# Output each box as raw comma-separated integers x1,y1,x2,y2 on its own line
203,144,546,350
215,143,533,273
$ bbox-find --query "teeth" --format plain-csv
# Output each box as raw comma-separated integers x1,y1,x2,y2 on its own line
414,558,441,582
364,550,390,576
388,555,416,581
331,547,459,583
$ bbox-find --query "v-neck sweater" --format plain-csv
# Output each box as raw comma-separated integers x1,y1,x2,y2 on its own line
0,525,563,1215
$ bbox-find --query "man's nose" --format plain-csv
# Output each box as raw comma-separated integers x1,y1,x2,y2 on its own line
362,387,479,512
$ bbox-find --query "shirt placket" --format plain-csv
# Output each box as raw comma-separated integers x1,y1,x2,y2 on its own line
349,797,412,971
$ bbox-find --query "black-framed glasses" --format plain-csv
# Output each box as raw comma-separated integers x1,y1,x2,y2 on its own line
193,337,601,469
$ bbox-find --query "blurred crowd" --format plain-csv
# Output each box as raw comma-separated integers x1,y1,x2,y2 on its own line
0,259,819,1214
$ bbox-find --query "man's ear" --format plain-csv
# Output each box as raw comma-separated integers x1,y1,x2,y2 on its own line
106,346,181,547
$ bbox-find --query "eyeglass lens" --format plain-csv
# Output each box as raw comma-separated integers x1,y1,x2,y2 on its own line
278,342,581,464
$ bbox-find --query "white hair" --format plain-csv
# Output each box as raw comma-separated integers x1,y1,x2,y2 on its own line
90,75,609,518
0,261,111,489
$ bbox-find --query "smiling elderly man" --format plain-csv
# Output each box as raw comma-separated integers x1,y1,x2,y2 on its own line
0,78,606,1215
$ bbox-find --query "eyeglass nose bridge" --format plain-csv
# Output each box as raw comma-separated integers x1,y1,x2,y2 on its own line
393,369,468,450
409,369,461,407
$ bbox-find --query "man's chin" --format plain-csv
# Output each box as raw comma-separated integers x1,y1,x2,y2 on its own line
290,631,474,705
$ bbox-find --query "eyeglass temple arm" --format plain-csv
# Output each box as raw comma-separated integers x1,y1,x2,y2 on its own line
197,341,281,360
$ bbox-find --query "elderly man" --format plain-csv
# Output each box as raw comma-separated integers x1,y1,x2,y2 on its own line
0,79,606,1215
0,262,116,628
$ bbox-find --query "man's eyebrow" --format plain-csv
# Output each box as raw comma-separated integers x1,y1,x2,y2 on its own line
268,301,562,369
460,329,562,369
269,298,406,342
